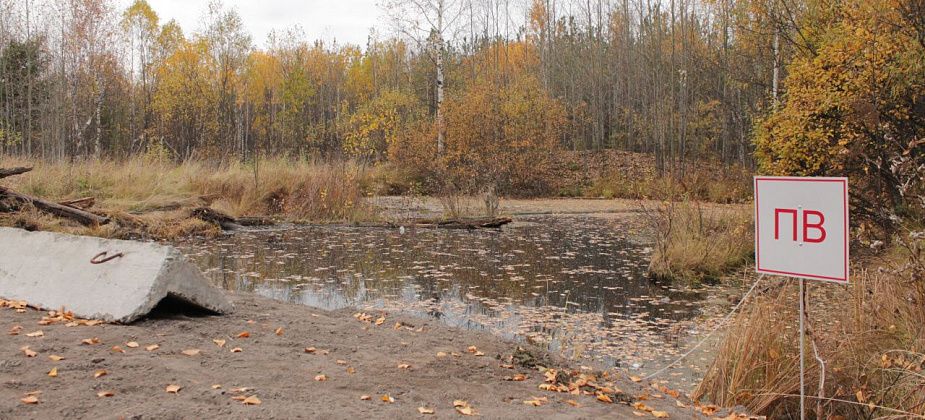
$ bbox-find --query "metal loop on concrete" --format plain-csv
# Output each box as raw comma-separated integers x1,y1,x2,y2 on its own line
90,251,124,265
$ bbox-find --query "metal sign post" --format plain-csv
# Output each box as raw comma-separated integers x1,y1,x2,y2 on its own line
754,176,850,420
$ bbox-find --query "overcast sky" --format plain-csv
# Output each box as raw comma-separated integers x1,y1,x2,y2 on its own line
115,0,387,48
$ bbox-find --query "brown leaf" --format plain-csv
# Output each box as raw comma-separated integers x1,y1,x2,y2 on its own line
418,407,435,414
304,347,317,353
314,374,327,382
652,411,670,418
374,316,385,326
274,327,284,336
125,341,139,348
20,395,39,404
397,363,411,369
381,394,395,403
236,331,250,338
145,344,159,352
26,330,44,337
81,337,100,345
181,349,201,356
47,367,57,377
597,393,614,404
630,375,642,383
213,339,226,347
523,396,548,406
21,346,37,358
230,347,243,353
211,384,222,389
94,370,107,378
9,325,22,335
48,355,64,361
360,395,371,400
166,384,181,394
97,391,114,398
346,366,356,374
242,395,261,405
111,346,125,353
564,399,581,407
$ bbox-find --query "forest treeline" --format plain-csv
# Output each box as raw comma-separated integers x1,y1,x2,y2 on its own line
0,0,923,214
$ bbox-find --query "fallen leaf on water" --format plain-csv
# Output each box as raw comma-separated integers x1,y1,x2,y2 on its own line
21,346,37,357
48,367,57,377
26,330,44,337
81,337,100,345
418,407,435,414
360,395,371,401
20,395,38,404
126,341,139,348
314,374,327,382
146,344,159,351
49,355,64,361
230,347,243,353
182,349,201,356
94,370,107,378
242,395,261,405
630,375,642,383
652,411,669,418
236,331,250,338
213,339,226,347
166,385,181,394
381,394,394,403
275,327,284,336
97,391,114,398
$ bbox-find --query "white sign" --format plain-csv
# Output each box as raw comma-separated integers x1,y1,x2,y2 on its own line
754,176,849,283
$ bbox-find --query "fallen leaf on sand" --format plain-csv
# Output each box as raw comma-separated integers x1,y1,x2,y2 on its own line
523,396,548,406
81,337,100,345
360,395,371,401
48,355,64,361
48,367,57,377
97,391,114,398
94,370,107,378
418,407,435,414
375,316,385,326
652,411,670,418
504,373,527,381
632,411,648,417
26,330,44,337
565,399,581,407
630,375,642,383
20,395,38,404
111,346,125,353
236,331,250,338
275,327,284,336
454,400,475,416
336,360,347,365
436,351,448,357
126,341,139,348
9,325,22,335
212,384,222,389
145,344,159,351
21,346,37,357
166,385,181,394
597,393,613,404
675,401,687,408
314,374,327,382
466,346,478,353
182,349,201,356
242,395,261,405
397,363,411,369
381,394,394,403
230,347,243,353
304,347,316,353
213,339,226,347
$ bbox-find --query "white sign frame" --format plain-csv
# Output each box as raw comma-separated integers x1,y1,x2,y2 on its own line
754,176,849,284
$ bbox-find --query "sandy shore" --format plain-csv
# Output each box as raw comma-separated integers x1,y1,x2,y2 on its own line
0,291,732,419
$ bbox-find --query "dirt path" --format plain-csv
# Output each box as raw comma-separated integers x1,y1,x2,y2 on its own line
0,292,736,419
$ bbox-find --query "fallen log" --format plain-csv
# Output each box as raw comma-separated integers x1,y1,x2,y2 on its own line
0,186,110,226
413,217,512,230
0,166,32,179
59,196,95,209
190,207,242,230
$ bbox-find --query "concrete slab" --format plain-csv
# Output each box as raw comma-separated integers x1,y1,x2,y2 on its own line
0,227,232,323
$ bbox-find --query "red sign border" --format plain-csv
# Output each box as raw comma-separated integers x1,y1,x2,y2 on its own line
754,176,849,284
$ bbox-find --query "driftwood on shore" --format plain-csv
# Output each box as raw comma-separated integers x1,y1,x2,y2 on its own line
0,186,110,226
413,217,513,229
190,207,277,231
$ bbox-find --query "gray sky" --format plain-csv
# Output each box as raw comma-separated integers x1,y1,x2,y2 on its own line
115,0,387,48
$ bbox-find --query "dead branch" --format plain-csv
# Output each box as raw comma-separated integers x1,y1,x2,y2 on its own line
0,186,110,226
0,167,33,179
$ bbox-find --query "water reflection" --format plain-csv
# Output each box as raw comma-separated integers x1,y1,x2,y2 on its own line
176,216,727,373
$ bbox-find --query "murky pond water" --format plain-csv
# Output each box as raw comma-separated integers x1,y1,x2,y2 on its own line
176,215,734,387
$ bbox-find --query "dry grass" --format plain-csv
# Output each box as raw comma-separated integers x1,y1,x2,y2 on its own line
586,165,752,204
694,233,925,418
646,201,753,284
0,156,376,239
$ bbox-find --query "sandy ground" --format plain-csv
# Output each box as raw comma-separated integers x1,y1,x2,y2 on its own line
0,292,735,420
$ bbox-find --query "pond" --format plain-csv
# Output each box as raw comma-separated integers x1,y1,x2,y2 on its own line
176,214,736,389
